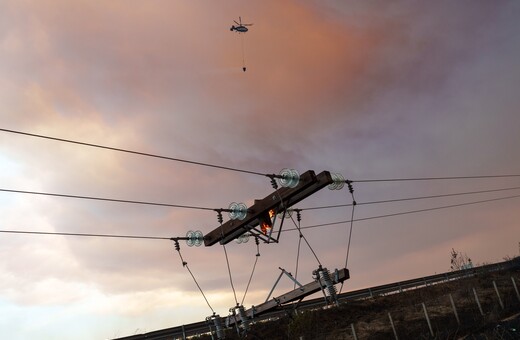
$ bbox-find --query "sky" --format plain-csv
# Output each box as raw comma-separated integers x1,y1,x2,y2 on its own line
1,1,520,339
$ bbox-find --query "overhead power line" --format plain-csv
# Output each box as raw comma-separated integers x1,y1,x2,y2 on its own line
3,186,519,213
0,128,266,177
281,194,520,233
0,188,216,211
173,240,215,314
4,128,520,183
352,175,520,183
0,229,171,240
3,194,519,241
301,186,520,211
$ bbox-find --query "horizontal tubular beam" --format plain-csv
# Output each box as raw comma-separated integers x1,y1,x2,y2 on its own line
204,170,333,246
228,268,349,326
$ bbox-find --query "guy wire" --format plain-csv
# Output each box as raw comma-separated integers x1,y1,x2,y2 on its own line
219,212,238,306
241,237,260,305
175,241,214,314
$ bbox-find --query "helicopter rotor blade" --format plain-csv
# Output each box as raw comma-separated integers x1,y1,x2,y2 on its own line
234,20,239,25
239,16,242,24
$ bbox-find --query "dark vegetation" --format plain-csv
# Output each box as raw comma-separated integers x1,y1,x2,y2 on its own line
197,265,520,339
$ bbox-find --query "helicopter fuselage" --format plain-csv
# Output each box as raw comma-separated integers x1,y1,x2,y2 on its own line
231,25,248,33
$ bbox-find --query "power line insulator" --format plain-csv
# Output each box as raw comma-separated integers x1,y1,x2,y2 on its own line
314,266,339,306
237,304,250,331
328,173,345,190
278,168,300,188
235,233,251,244
277,208,293,219
230,304,250,332
186,230,204,247
228,202,248,220
206,314,225,340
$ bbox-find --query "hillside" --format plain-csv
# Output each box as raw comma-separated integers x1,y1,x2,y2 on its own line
197,262,520,339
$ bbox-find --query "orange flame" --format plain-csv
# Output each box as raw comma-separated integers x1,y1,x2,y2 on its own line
260,210,275,235
261,221,272,235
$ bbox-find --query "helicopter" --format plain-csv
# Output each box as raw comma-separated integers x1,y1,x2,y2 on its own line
230,16,253,33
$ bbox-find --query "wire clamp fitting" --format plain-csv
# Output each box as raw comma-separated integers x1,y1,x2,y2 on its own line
215,209,224,225
267,175,279,189
346,180,354,194
173,239,181,252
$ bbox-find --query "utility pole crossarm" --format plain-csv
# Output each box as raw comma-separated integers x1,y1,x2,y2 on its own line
227,268,349,326
204,170,333,246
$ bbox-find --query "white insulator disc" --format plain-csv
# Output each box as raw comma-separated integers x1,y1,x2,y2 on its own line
334,173,345,190
277,209,293,219
278,168,300,188
288,169,300,188
228,202,239,219
186,230,194,247
229,202,248,220
236,203,247,220
193,230,203,247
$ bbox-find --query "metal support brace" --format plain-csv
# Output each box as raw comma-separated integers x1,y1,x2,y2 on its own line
265,267,304,302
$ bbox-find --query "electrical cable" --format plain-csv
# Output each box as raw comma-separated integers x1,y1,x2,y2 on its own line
0,229,171,240
4,185,518,214
0,188,216,211
222,241,238,305
4,194,519,241
280,194,520,233
218,212,238,305
184,265,214,314
343,204,355,269
343,181,356,269
0,128,266,177
339,181,356,295
300,186,520,211
174,240,215,314
286,208,322,267
3,128,519,183
352,174,520,183
241,237,260,306
272,183,322,267
294,210,303,289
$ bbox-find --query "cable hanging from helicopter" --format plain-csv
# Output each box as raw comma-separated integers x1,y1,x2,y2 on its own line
230,16,252,72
